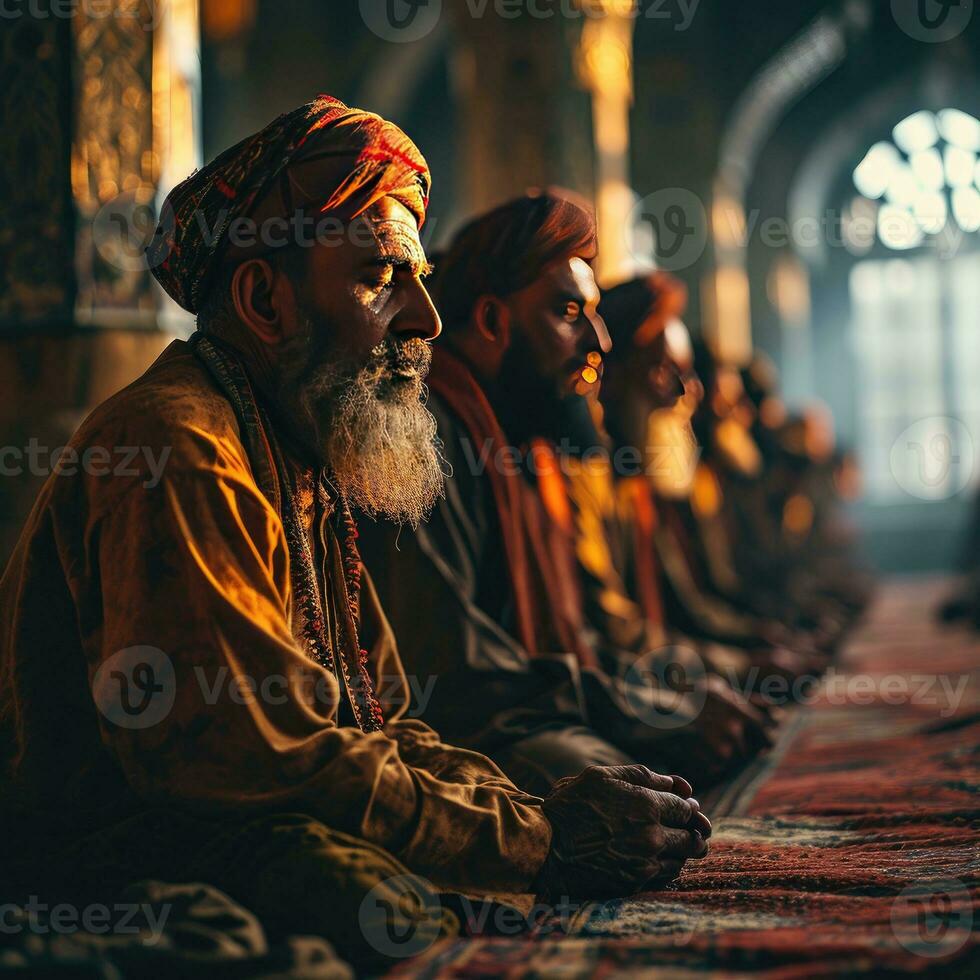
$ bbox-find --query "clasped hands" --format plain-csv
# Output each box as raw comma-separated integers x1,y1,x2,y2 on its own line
534,764,711,900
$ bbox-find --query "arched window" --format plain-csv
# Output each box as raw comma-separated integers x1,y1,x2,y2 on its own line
848,109,980,252
845,111,980,505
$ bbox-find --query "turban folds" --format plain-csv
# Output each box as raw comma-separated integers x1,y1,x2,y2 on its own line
148,95,430,314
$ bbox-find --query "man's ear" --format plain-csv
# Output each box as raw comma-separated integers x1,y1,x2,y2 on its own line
472,295,511,347
230,258,288,346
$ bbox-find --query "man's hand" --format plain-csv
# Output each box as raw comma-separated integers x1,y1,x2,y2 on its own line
533,765,710,900
697,675,775,762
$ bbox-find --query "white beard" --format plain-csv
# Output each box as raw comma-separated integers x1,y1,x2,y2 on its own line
294,337,446,528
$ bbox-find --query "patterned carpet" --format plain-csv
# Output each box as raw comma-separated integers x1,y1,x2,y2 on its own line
386,579,980,978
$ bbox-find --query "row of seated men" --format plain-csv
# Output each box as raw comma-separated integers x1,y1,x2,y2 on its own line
360,200,871,796
0,96,869,974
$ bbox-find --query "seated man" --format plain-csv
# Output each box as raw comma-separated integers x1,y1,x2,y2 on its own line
360,189,764,794
597,277,818,657
594,276,823,693
686,341,859,645
561,275,794,783
0,99,709,970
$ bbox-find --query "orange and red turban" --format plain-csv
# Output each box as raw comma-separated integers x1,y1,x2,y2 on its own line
147,95,430,314
430,188,597,331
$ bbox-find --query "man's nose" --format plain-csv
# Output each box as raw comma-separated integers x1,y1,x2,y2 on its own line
391,277,442,341
586,309,612,354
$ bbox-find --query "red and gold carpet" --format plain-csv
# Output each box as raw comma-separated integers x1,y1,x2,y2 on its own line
386,579,979,978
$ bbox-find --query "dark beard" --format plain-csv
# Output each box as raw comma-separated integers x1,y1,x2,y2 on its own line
491,330,567,446
490,330,600,454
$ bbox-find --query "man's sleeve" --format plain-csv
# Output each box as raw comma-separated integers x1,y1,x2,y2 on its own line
85,423,550,894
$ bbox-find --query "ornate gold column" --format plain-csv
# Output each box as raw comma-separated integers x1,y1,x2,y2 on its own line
0,3,75,327
703,189,753,364
72,0,200,328
0,0,200,563
448,2,594,220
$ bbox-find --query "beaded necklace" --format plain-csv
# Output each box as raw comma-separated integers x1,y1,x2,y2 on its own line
190,333,385,733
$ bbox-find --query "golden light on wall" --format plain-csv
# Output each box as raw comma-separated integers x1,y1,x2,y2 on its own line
153,0,201,199
767,253,811,328
579,16,633,102
71,0,200,326
577,0,637,286
202,0,257,42
703,264,752,366
711,193,747,253
71,1,155,320
704,186,752,364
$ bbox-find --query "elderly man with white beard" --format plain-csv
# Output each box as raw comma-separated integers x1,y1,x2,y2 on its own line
0,98,710,971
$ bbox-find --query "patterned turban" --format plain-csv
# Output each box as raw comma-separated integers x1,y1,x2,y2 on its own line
147,95,430,314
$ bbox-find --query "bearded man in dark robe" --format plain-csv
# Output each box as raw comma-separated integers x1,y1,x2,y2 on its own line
359,189,764,797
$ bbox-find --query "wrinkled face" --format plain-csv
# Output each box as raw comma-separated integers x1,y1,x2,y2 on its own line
502,256,611,400
275,197,446,527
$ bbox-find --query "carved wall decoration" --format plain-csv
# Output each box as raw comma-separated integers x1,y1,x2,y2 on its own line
0,7,75,328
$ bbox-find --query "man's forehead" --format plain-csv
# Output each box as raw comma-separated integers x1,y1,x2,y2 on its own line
356,199,425,258
542,256,599,301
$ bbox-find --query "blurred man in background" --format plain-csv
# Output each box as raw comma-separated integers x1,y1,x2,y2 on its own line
361,190,766,794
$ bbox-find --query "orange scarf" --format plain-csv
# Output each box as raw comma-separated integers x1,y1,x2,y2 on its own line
427,348,597,669
620,475,666,627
